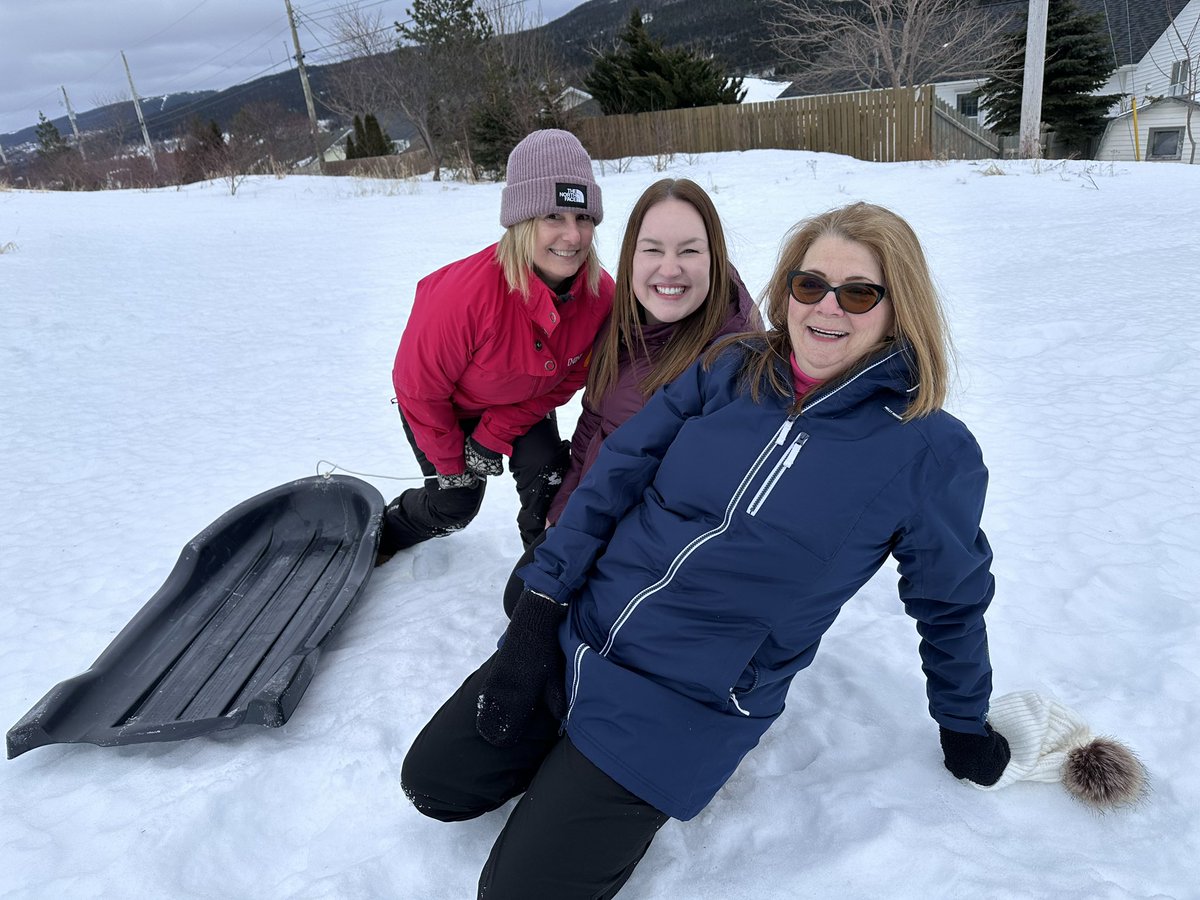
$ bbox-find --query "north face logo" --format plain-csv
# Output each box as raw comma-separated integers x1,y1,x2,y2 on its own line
556,182,588,209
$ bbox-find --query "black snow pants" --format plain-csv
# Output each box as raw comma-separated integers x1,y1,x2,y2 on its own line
379,412,569,557
401,654,669,899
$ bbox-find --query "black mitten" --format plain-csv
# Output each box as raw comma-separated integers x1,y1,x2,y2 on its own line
477,588,567,747
940,723,1011,786
465,436,503,477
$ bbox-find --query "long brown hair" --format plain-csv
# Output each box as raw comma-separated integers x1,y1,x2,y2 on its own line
588,178,736,401
711,202,950,420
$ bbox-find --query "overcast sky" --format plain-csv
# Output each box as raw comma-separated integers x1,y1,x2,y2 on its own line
0,0,585,139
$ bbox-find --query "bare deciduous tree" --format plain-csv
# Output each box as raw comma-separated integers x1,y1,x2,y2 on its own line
768,0,1015,93
324,3,408,120
324,0,486,180
325,0,572,181
469,0,578,175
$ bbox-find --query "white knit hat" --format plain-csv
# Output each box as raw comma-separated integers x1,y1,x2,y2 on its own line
970,691,1146,808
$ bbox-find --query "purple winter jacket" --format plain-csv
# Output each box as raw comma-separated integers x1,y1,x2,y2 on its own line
547,265,760,524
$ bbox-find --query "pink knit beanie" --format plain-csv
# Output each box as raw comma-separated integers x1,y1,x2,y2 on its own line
500,129,603,227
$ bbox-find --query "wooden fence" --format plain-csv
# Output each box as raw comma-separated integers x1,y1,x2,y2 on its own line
575,85,1000,163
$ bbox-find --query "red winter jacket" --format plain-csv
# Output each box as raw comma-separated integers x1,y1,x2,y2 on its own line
547,265,760,524
393,244,615,475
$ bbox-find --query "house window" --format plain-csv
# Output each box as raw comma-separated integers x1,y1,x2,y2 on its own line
1147,127,1184,160
956,92,980,119
1170,59,1191,89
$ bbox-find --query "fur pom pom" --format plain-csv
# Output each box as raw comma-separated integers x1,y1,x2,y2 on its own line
1062,737,1147,809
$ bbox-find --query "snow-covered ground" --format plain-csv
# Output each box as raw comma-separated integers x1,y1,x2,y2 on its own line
2,150,1198,899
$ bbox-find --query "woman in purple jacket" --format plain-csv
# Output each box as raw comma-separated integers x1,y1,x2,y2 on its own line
503,177,760,614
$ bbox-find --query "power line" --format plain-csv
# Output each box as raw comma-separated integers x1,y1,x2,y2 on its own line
128,0,215,50
154,20,295,94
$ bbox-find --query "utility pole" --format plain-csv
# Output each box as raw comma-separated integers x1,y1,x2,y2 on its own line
121,51,159,174
1018,0,1050,158
61,86,87,161
284,0,326,174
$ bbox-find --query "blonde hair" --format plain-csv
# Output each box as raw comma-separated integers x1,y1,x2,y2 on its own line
713,202,950,420
588,178,743,401
495,219,602,298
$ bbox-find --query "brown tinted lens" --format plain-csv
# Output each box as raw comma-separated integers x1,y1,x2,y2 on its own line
838,283,881,313
791,274,830,304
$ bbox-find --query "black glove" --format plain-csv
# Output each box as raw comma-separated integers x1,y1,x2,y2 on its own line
435,470,479,490
464,436,503,477
940,723,1011,786
477,588,567,747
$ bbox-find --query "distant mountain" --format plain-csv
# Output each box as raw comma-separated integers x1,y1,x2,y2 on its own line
2,0,782,157
539,0,783,74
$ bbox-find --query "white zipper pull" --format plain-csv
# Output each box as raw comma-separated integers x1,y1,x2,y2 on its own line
783,433,810,467
774,418,793,445
729,690,751,716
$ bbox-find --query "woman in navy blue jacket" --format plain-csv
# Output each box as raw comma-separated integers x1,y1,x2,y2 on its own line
402,202,1012,899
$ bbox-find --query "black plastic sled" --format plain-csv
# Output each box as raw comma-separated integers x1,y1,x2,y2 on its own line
7,475,384,760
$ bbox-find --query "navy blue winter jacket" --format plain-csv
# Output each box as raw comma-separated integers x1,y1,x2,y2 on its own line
519,341,996,820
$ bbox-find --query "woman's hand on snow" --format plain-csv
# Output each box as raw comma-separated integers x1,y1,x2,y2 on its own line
940,723,1011,786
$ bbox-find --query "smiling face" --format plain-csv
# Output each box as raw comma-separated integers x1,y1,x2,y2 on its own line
630,198,712,325
787,234,894,380
532,212,595,285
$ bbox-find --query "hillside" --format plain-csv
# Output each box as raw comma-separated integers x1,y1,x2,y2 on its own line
0,0,778,155
4,0,1185,157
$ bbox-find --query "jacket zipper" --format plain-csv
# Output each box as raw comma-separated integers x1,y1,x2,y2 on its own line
728,660,760,716
745,432,810,516
569,351,911,724
564,643,589,727
598,416,798,657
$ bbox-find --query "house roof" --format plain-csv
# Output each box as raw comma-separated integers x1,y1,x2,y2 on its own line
1107,94,1200,118
1074,0,1193,68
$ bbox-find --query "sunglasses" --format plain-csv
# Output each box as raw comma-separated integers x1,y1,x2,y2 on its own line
787,270,887,314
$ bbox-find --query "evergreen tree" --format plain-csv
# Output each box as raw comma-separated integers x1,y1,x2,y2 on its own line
35,112,70,159
345,133,359,160
979,0,1120,152
470,69,524,175
352,115,368,158
176,118,227,184
396,0,495,178
584,9,745,115
363,114,393,156
399,0,493,47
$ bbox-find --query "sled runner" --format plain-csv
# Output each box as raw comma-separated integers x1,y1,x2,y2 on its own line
6,475,384,760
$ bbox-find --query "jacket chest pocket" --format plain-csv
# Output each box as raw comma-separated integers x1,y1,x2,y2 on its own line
745,435,891,562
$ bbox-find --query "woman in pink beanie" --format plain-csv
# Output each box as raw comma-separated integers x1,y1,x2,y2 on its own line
380,129,614,561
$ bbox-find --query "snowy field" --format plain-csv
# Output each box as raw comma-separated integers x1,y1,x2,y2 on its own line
2,149,1198,899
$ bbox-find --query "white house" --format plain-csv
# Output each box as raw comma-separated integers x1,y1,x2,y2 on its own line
1097,0,1199,162
930,79,992,123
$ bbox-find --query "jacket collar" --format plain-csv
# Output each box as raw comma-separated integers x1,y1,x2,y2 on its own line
799,340,918,418
524,269,584,336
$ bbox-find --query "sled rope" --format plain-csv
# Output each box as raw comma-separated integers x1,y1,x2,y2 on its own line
316,460,425,482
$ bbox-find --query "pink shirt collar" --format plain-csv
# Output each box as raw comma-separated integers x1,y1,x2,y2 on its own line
790,353,823,396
